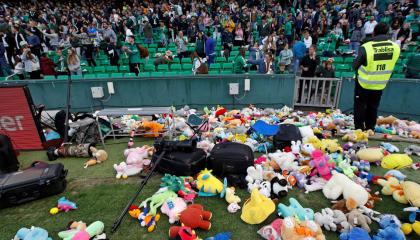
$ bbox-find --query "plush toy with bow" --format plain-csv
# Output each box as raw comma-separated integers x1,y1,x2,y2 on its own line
310,150,335,180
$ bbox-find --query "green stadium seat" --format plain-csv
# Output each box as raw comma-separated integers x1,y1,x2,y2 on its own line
168,47,177,53
139,72,150,77
228,56,236,63
106,66,118,73
94,66,106,73
392,73,405,79
57,75,69,80
340,72,354,78
401,52,412,59
82,66,94,73
157,47,166,53
149,43,158,48
181,58,192,64
168,43,176,48
335,64,351,71
209,70,219,74
125,73,137,77
407,45,417,52
179,71,192,75
222,63,233,71
165,72,178,76
83,74,96,79
98,59,110,66
72,75,84,80
150,72,165,77
110,73,124,78
394,66,404,73
209,63,221,71
97,55,107,61
343,57,354,64
230,51,239,56
144,64,156,72
96,73,110,78
119,65,130,73
333,57,344,63
121,58,130,65
170,64,182,72
216,57,226,63
43,75,56,80
335,72,342,78
182,63,193,71
157,65,169,72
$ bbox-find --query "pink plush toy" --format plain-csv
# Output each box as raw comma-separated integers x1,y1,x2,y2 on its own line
310,150,335,180
257,218,283,240
161,197,187,224
114,146,151,179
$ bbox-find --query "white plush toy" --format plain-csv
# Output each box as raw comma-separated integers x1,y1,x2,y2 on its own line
259,181,272,198
322,171,369,206
315,208,337,232
305,177,327,194
299,126,315,142
291,140,302,154
268,150,299,172
245,165,264,192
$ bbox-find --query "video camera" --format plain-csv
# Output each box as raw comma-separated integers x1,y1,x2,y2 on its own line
154,138,197,152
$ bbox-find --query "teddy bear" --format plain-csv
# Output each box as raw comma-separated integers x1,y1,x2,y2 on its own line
310,150,335,180
331,197,358,214
346,209,372,232
268,150,299,172
14,226,52,240
322,171,369,207
161,197,187,224
373,214,405,240
84,147,108,168
377,115,398,125
179,204,212,230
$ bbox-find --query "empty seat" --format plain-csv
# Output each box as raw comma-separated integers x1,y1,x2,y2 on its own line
216,57,226,63
144,64,156,72
96,73,110,78
110,73,124,78
182,63,193,71
181,58,192,64
335,64,351,71
150,72,165,77
170,64,182,72
222,63,233,71
119,65,130,73
333,57,344,63
139,72,150,77
106,66,118,73
43,75,56,80
157,65,169,72
94,66,106,73
340,72,354,78
83,74,96,79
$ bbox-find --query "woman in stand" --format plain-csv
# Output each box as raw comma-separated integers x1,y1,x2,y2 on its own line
67,48,82,76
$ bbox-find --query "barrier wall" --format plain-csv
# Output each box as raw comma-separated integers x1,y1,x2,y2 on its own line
2,75,420,120
2,74,295,112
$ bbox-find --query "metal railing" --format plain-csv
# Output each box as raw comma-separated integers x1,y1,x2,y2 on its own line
294,77,342,108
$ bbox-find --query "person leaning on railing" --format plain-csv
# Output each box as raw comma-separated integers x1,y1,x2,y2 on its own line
352,23,400,131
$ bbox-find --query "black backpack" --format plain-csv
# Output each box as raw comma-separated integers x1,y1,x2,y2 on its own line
208,142,254,188
0,134,20,174
273,124,302,150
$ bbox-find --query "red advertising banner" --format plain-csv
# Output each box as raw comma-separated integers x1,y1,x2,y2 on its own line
0,86,44,150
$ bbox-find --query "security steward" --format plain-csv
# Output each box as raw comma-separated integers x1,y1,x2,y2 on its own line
352,22,400,131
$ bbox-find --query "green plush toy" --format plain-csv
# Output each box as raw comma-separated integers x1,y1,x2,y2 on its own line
140,188,177,216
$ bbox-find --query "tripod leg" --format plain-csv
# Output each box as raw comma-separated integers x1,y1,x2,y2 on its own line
111,150,166,233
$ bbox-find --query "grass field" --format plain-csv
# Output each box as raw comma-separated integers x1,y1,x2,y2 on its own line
1,138,419,240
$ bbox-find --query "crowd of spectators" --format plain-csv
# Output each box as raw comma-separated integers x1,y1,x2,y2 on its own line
0,0,418,79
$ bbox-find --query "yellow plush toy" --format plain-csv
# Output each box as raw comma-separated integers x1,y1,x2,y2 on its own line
342,129,369,142
305,136,322,150
356,148,384,162
320,139,343,153
377,176,408,204
196,169,225,197
401,221,420,236
402,181,420,207
381,154,413,170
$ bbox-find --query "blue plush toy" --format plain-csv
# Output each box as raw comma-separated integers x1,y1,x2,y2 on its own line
340,227,372,240
205,232,232,240
14,226,52,240
372,214,405,240
277,197,314,221
380,142,400,153
384,170,407,181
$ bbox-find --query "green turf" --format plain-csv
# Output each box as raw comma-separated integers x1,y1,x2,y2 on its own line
1,138,419,240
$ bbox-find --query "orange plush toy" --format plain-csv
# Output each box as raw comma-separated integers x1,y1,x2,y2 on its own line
140,121,164,137
179,204,212,230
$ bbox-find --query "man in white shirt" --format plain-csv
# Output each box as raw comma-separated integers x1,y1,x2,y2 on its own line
364,16,377,38
303,30,312,49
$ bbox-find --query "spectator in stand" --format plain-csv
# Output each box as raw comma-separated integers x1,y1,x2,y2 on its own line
72,27,96,67
42,29,59,51
100,22,117,44
261,34,277,55
364,16,378,38
292,38,306,74
175,31,188,63
405,46,420,79
205,31,216,66
138,44,150,65
395,23,413,50
104,37,119,66
26,30,41,58
249,42,263,61
284,15,293,43
122,35,141,76
21,45,41,79
13,56,25,80
278,43,293,73
234,23,244,47
303,30,312,50
195,32,206,58
67,48,82,76
143,20,153,44
316,59,335,78
247,52,274,74
233,48,248,74
154,50,174,68
300,45,319,77
350,20,365,56
192,51,207,75
40,53,56,77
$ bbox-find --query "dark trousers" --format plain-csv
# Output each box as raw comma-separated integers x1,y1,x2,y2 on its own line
29,70,41,79
353,80,383,130
129,63,140,76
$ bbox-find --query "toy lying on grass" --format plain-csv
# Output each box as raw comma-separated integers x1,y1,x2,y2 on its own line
277,197,314,221
178,204,213,230
58,221,105,240
49,197,77,215
13,226,52,240
401,207,420,237
83,147,108,168
161,197,187,224
381,154,413,169
196,168,226,197
113,146,151,179
404,145,420,156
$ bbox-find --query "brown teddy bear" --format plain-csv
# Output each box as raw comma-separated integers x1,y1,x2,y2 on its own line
84,147,108,168
346,209,372,232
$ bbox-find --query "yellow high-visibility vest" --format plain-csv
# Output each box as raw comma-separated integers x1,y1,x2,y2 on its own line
357,40,400,90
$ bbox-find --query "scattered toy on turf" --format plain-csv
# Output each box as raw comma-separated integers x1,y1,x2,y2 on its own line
384,170,407,181
161,197,187,224
241,188,275,224
257,218,283,240
402,181,420,207
13,226,52,240
381,154,413,169
377,176,408,204
50,197,77,215
83,147,108,168
404,145,420,156
57,221,105,240
168,226,198,240
179,204,213,230
310,149,335,180
277,197,314,221
380,142,400,153
196,168,227,197
372,214,405,240
356,148,384,163
339,227,372,240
